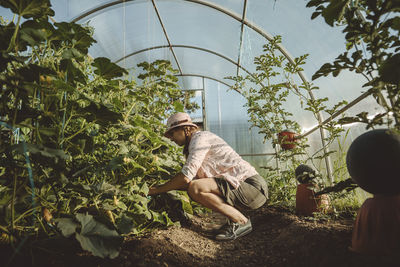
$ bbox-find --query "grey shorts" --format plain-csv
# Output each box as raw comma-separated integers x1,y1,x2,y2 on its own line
215,174,268,210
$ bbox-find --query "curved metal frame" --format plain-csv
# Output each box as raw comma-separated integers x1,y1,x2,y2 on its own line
177,73,232,89
115,44,254,79
71,0,334,181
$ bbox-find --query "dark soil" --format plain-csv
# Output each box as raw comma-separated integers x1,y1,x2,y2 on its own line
2,205,399,267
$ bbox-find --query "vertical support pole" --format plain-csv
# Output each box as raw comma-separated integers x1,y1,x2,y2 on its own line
202,77,207,130
308,89,334,183
274,141,281,176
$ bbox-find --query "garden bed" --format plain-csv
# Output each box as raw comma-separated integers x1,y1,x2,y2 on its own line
2,205,398,267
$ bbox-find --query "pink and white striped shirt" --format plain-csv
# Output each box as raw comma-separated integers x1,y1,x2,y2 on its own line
181,131,258,189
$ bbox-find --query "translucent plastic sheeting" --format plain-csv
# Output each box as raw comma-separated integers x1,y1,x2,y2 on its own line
239,26,265,74
185,90,203,122
51,0,119,22
242,155,278,177
239,16,370,130
173,47,236,85
0,0,385,173
236,68,321,132
245,1,370,116
120,47,177,79
177,76,204,90
207,0,244,15
247,0,346,76
204,79,275,157
156,0,242,61
311,70,368,111
82,1,167,63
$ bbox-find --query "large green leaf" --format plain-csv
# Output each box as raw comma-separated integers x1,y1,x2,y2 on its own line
0,0,54,19
0,23,16,51
14,63,55,83
11,143,69,161
62,47,84,60
0,51,13,72
81,102,122,126
116,214,136,234
379,53,400,84
321,0,351,26
167,190,193,215
54,22,96,54
60,58,86,85
75,213,123,259
19,20,49,47
55,217,79,237
92,57,128,79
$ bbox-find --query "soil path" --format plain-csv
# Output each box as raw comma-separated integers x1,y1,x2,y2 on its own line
117,205,398,267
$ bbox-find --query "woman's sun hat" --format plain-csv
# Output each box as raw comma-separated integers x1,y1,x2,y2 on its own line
164,112,198,137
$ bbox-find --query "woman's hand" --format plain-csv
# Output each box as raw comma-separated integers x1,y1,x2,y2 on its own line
147,173,190,196
148,187,158,196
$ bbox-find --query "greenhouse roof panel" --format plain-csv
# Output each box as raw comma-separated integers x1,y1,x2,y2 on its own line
81,1,168,62
121,47,178,76
156,0,242,62
177,76,204,90
246,0,347,75
206,0,244,15
173,46,237,88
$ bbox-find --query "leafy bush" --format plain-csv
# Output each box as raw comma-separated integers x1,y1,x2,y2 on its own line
0,0,197,259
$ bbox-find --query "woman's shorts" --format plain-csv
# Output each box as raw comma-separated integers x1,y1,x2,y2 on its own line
215,174,268,210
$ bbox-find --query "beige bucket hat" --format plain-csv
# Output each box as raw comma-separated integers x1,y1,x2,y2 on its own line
164,112,198,137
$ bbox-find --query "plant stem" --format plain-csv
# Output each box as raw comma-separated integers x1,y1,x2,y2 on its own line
11,171,17,231
14,207,35,224
0,224,10,234
124,101,137,122
60,121,91,145
7,14,21,53
12,89,19,128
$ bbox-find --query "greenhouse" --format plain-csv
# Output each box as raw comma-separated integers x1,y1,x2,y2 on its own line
0,0,399,266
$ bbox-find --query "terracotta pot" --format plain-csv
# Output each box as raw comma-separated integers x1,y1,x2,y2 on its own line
295,184,330,216
277,130,297,150
350,194,400,255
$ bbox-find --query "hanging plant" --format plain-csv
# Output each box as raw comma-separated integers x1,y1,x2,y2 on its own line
277,129,298,150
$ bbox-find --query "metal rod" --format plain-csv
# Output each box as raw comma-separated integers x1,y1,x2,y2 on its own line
116,44,287,99
308,89,333,183
298,90,372,139
176,73,233,90
236,0,247,77
150,0,183,75
202,77,207,131
115,44,253,78
239,153,277,157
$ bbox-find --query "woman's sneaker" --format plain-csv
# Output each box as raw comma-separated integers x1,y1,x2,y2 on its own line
215,218,252,241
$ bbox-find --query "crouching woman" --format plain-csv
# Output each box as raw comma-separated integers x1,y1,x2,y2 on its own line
148,112,268,240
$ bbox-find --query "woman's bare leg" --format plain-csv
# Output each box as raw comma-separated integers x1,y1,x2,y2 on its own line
187,178,247,224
